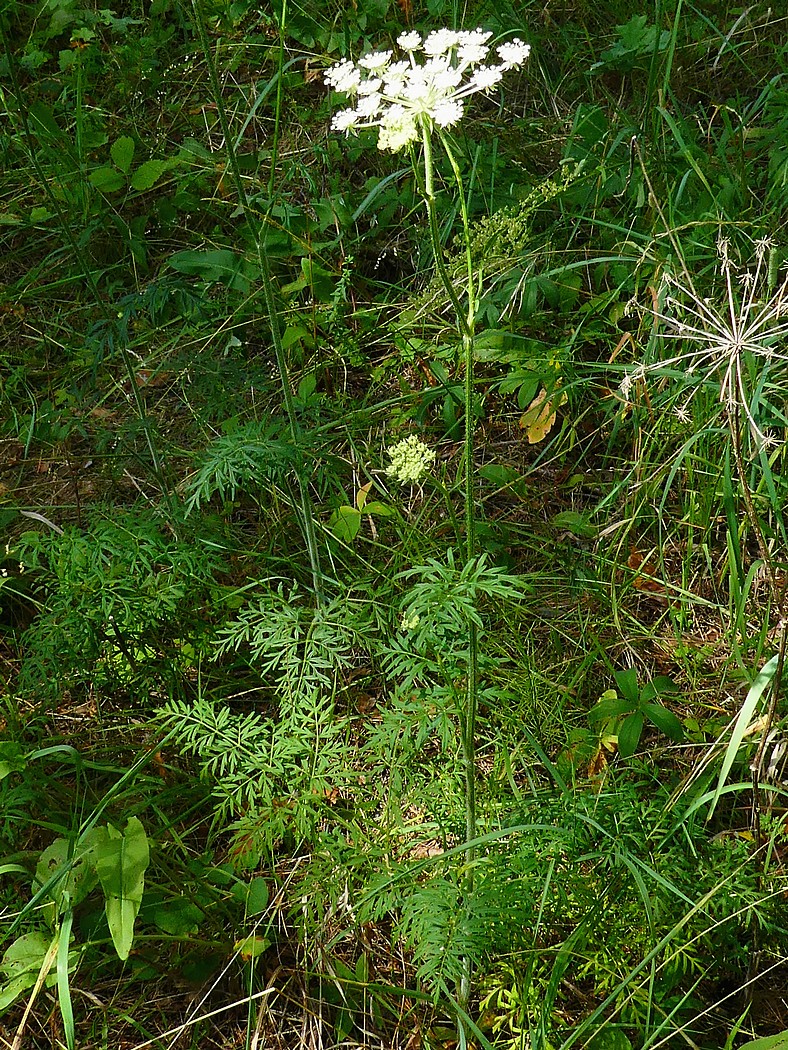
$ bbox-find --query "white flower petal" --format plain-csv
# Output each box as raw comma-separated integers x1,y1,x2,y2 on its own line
359,49,392,71
397,30,422,51
470,66,503,91
433,99,464,127
358,76,382,95
356,92,382,117
423,29,460,56
496,38,531,69
325,60,361,94
331,108,361,132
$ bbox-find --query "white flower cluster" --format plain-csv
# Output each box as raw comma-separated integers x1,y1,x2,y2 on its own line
385,435,436,484
325,28,531,152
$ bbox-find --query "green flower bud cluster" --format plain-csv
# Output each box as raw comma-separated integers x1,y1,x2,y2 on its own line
385,435,436,484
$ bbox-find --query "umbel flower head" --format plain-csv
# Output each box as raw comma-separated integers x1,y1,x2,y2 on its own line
385,435,436,484
624,237,788,449
325,29,531,152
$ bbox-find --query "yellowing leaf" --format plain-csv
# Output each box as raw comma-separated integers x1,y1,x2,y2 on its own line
519,386,567,443
234,935,271,960
355,481,373,510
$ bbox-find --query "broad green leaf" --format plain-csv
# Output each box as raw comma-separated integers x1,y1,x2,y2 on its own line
88,166,126,193
245,877,269,916
363,501,395,517
300,257,336,302
0,742,27,780
33,830,104,924
328,506,361,543
551,511,597,538
234,934,271,960
643,702,684,741
478,463,521,488
640,675,678,702
130,159,169,191
0,931,53,979
0,972,38,1013
739,1032,788,1050
28,101,68,145
297,373,317,401
617,712,644,758
95,816,149,961
515,374,540,410
152,897,204,935
613,667,640,705
110,135,135,174
281,324,311,350
588,694,632,723
168,248,258,292
0,932,58,1012
587,1029,634,1050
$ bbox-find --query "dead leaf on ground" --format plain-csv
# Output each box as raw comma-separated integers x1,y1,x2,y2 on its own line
519,385,567,443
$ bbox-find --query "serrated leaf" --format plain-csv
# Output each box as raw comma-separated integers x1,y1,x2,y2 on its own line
130,159,169,191
110,135,135,174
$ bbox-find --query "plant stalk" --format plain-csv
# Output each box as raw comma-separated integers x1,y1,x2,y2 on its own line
421,123,478,1011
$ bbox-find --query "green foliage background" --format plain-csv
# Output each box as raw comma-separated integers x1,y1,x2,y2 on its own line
1,0,788,1046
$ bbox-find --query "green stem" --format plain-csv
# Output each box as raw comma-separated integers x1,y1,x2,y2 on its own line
268,0,287,201
438,130,477,563
189,0,323,602
420,122,478,1012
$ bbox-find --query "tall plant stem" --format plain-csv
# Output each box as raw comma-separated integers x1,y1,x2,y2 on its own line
268,0,287,201
421,125,478,1010
189,0,323,602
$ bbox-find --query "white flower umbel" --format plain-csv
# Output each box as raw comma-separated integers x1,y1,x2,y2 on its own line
385,435,436,484
325,29,530,152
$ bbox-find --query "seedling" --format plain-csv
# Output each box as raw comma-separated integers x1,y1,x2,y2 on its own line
588,668,685,759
